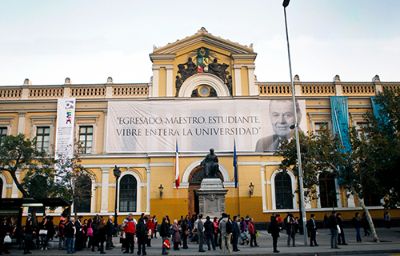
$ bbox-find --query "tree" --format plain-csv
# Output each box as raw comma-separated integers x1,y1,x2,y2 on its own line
363,88,400,208
277,128,381,242
0,134,52,198
53,145,94,215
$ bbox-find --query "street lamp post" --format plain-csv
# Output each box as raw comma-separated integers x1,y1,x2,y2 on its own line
113,165,121,227
282,0,308,246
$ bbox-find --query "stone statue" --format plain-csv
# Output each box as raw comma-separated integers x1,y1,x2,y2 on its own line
185,57,197,77
226,75,233,95
201,148,219,178
175,75,183,96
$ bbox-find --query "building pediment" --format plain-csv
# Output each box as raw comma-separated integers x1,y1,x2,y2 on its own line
150,27,256,59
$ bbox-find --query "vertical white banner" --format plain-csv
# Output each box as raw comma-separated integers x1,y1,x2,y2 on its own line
55,98,76,159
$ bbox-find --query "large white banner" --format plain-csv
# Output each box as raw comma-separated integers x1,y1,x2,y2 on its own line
106,99,306,153
55,98,76,159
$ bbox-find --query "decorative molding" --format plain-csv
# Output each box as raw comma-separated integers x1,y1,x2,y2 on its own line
178,73,230,97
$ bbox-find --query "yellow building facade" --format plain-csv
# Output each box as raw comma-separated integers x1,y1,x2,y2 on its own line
1,28,399,223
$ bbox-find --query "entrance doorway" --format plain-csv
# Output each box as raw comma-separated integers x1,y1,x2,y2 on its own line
188,166,223,216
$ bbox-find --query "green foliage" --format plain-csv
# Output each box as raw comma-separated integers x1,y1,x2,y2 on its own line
277,129,344,201
53,145,94,209
357,88,400,208
0,134,52,198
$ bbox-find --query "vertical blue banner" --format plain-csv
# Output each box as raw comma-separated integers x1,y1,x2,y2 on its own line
371,97,389,126
330,96,351,152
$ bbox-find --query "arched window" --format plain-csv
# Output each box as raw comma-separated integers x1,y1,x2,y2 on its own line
74,175,92,213
119,175,137,212
275,172,293,209
319,172,337,208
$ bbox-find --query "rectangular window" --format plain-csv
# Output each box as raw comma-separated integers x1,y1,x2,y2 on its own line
314,121,329,135
36,126,50,153
356,121,369,138
0,127,7,145
79,126,93,154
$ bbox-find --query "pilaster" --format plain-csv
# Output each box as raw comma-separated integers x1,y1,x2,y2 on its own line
234,65,242,96
260,166,267,212
101,168,110,213
166,65,174,97
17,112,26,134
146,167,151,213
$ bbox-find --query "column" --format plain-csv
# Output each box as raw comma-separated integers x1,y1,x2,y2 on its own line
247,65,258,96
151,66,160,97
101,168,109,213
11,171,21,198
146,167,151,213
260,166,267,212
166,65,174,97
102,111,108,154
234,65,242,96
17,113,26,134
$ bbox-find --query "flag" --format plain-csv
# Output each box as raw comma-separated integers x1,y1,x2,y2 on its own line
175,140,180,188
233,139,238,188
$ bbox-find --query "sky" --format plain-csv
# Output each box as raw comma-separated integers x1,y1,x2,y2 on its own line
0,0,399,86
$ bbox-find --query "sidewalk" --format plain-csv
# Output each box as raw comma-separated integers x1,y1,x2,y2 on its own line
9,227,400,255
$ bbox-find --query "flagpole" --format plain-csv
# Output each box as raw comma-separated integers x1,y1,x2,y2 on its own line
233,140,240,215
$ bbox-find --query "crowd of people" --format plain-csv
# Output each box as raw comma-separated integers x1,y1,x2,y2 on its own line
0,210,393,255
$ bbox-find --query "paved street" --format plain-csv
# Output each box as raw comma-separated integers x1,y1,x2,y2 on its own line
8,227,400,255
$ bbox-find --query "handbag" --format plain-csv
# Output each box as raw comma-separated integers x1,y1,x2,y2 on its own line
39,229,48,235
4,234,12,244
337,225,341,234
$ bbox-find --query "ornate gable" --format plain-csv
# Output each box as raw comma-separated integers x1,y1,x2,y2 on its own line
149,28,258,98
151,27,255,56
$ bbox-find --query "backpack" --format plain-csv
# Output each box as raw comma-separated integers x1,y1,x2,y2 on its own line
226,221,233,234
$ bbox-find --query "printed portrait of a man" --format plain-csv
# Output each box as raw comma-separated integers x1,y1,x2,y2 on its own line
255,99,302,152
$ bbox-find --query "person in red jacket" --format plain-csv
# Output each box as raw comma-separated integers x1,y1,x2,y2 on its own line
146,217,155,247
123,214,136,254
248,218,259,247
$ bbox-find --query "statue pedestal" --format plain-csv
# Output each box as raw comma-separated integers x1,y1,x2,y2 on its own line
197,178,228,218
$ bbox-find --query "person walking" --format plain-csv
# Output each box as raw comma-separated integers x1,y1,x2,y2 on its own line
328,211,339,249
248,217,258,247
146,216,155,247
38,217,49,250
171,219,181,251
136,218,148,255
268,214,280,253
91,215,100,252
213,217,220,248
98,218,107,254
65,217,76,254
204,216,216,251
285,214,296,247
180,216,189,249
159,217,170,255
352,212,362,242
239,217,249,245
75,216,83,251
231,216,240,251
123,214,136,254
0,217,11,254
219,213,231,254
58,217,66,250
105,216,114,250
306,214,318,246
336,213,347,245
195,214,205,252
